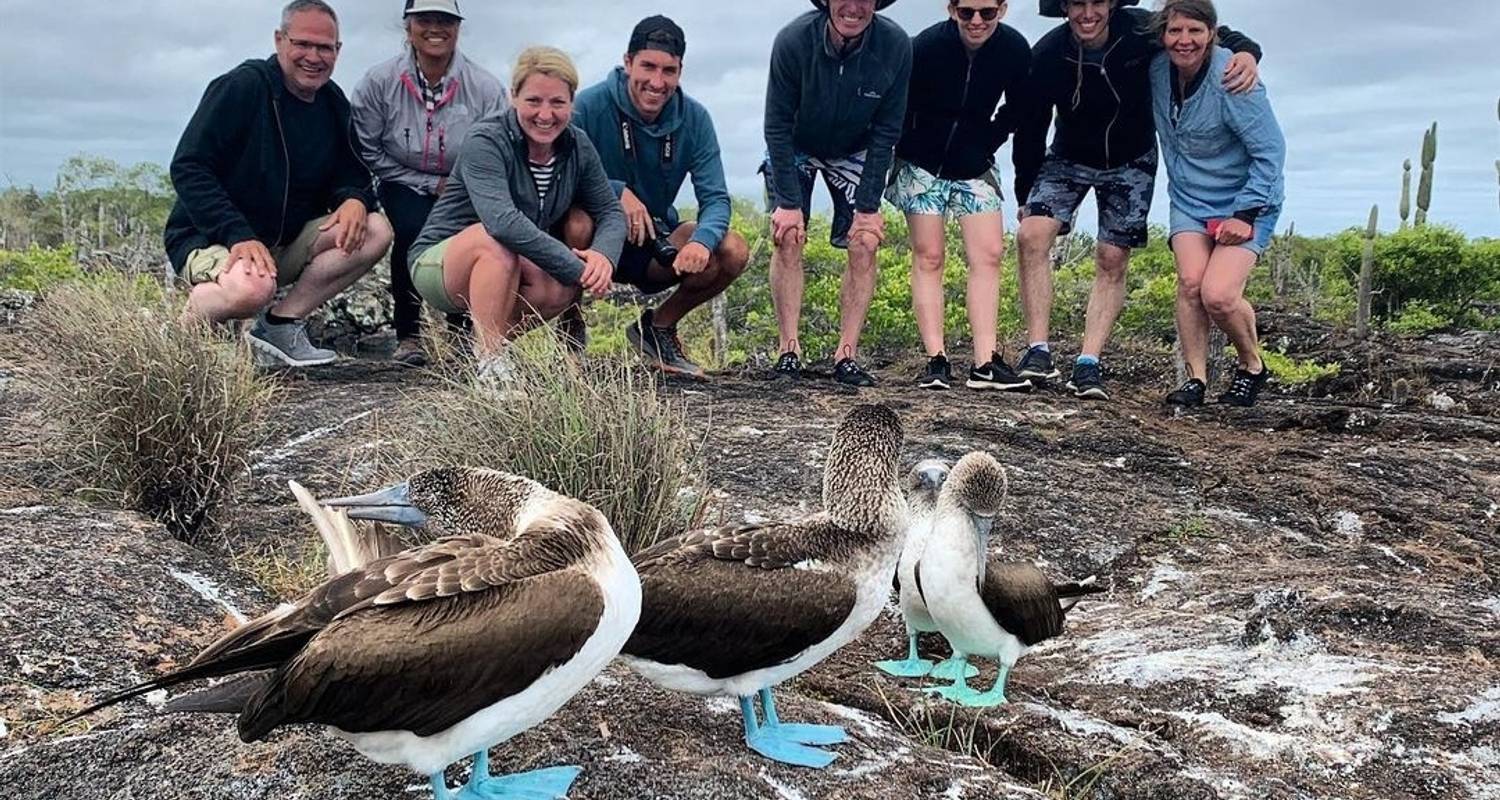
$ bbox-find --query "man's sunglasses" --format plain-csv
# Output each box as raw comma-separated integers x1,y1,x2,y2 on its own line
954,7,1001,21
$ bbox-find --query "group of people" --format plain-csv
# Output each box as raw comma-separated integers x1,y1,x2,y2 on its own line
165,0,1285,407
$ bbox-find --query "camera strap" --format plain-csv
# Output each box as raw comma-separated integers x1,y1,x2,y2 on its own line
617,108,674,193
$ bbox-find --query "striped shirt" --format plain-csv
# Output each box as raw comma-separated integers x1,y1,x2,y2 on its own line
528,158,556,204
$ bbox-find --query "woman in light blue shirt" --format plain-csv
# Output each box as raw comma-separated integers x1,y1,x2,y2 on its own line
1150,0,1286,408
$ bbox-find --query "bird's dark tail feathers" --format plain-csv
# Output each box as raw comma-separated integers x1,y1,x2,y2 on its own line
162,673,269,714
62,660,264,725
1057,575,1106,612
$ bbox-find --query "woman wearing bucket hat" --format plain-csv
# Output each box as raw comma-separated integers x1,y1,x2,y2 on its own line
351,0,507,367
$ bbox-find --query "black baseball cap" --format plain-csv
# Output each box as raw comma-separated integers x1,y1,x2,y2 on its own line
628,15,686,59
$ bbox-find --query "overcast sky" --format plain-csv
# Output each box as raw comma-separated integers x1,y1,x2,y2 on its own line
1,0,1496,237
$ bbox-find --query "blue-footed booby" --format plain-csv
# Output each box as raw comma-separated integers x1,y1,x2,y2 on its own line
68,468,641,800
620,404,907,769
918,451,1103,707
876,458,980,681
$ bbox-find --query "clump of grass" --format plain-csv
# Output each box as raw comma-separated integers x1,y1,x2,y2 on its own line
872,680,989,760
1256,349,1341,387
230,538,329,601
380,330,707,554
21,276,278,542
1162,514,1214,543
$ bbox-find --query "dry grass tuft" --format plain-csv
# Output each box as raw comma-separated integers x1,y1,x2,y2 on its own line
20,276,278,542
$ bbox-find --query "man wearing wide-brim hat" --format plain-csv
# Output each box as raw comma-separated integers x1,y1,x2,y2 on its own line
761,0,912,388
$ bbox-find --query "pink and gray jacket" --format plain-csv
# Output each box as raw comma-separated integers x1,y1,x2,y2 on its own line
350,49,508,196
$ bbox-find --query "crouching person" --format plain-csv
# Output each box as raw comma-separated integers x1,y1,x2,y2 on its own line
166,0,393,366
407,46,626,385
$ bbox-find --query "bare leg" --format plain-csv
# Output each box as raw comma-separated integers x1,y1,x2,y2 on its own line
1079,242,1130,358
273,213,394,318
184,260,277,324
509,258,580,336
907,214,947,357
835,233,879,361
653,226,750,328
1200,245,1264,373
1170,233,1214,381
770,233,806,356
958,212,1005,364
440,224,521,359
1016,216,1062,346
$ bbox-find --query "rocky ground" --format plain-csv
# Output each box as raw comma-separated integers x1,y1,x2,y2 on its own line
0,309,1496,800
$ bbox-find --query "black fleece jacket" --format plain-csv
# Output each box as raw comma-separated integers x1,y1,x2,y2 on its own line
896,20,1031,185
163,56,376,272
1013,7,1261,203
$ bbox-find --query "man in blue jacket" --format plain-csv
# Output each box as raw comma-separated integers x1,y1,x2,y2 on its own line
1010,0,1259,399
164,0,392,367
762,0,913,387
574,16,749,380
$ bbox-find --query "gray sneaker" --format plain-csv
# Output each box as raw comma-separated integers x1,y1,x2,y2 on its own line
246,314,336,367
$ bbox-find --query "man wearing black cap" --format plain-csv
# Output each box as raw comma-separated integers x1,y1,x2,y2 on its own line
761,0,912,387
574,15,748,380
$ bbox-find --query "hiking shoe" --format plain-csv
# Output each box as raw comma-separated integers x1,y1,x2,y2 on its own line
1165,378,1206,407
557,303,587,354
247,314,336,367
917,354,953,390
1219,365,1270,407
1065,361,1109,400
834,357,877,388
967,354,1034,392
475,352,524,398
391,337,428,368
1016,346,1061,382
773,351,803,379
627,309,705,380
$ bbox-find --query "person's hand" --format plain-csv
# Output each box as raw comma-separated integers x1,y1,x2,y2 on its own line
574,248,614,297
1223,52,1260,94
770,207,806,247
621,188,655,247
229,239,277,279
849,211,886,249
320,198,368,253
673,241,711,275
1216,217,1253,246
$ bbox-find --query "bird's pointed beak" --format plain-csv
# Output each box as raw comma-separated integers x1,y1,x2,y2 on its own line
324,482,429,527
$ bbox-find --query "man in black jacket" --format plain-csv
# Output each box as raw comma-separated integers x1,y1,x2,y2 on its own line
1010,0,1260,399
165,0,392,367
761,0,912,387
890,0,1033,393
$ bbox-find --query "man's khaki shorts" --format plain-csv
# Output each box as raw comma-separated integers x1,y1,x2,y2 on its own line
182,215,328,287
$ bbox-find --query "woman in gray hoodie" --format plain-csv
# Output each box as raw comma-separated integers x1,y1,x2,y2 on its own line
350,0,507,366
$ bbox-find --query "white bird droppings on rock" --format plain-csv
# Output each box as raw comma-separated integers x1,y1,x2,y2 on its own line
169,570,247,623
1333,511,1364,538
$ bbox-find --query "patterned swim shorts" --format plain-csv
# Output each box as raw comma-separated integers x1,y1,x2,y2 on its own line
885,160,1005,220
760,151,866,249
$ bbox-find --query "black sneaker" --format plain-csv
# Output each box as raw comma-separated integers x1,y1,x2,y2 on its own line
627,309,705,379
1016,345,1061,382
1065,361,1109,400
966,354,1034,392
1219,365,1270,407
834,357,877,387
917,355,952,390
1165,378,1207,407
773,351,803,379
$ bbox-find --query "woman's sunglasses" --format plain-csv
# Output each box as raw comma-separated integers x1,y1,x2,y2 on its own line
954,7,1000,21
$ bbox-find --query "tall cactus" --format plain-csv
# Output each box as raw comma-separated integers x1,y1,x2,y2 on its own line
1356,205,1377,339
1415,123,1436,227
1399,159,1412,229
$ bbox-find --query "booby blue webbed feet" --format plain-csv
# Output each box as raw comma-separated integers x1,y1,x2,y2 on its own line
928,653,979,681
456,751,582,799
926,664,1010,708
739,691,846,768
875,633,935,677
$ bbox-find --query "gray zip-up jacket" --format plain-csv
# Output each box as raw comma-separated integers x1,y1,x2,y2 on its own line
350,49,508,196
411,109,626,286
764,9,912,213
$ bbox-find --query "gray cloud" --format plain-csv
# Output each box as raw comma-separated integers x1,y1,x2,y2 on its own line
1,0,1495,236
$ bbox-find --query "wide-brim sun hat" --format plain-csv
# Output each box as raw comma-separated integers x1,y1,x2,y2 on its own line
811,0,899,10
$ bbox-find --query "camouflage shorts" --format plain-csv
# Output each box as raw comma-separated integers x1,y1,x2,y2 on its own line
1024,149,1157,248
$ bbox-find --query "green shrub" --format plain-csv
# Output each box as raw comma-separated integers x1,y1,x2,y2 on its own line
1331,225,1474,320
1386,301,1448,335
21,276,278,541
1260,349,1341,386
380,332,707,554
0,244,81,291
